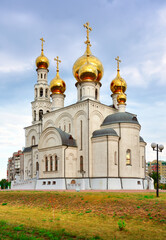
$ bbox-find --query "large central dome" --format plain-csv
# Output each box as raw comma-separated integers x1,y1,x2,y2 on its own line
73,22,104,82
73,46,104,82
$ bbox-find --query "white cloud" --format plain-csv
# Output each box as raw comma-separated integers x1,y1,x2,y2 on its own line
122,66,144,86
158,7,166,26
0,52,33,73
0,10,36,27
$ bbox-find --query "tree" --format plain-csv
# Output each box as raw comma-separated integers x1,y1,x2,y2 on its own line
149,171,161,185
0,179,9,189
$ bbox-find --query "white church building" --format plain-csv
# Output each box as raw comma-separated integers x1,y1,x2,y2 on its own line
12,23,153,190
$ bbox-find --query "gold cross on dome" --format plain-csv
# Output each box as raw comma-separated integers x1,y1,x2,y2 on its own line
83,22,92,46
115,56,121,71
40,38,45,52
54,56,61,72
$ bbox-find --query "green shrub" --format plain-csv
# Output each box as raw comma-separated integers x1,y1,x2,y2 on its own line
118,219,126,231
2,203,7,206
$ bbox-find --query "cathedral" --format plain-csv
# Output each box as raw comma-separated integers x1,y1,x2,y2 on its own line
11,22,154,190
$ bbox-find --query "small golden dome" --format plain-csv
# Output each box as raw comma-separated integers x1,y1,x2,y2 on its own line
78,59,98,81
50,72,66,94
111,56,127,94
73,46,104,82
117,92,127,104
110,71,127,94
36,54,49,69
36,38,49,69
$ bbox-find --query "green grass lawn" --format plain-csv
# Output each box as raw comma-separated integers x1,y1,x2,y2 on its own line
0,191,165,240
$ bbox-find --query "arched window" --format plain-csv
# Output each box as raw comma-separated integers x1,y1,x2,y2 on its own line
32,136,35,146
40,88,43,97
95,89,98,100
64,125,66,132
50,156,53,171
34,110,36,121
55,155,58,171
69,123,71,133
36,162,39,171
39,110,43,121
44,73,46,79
80,156,83,171
71,179,76,184
35,88,37,98
45,89,48,98
114,151,117,165
126,149,131,165
45,157,48,171
41,73,43,79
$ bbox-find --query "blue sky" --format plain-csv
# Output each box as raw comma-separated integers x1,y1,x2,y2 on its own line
0,0,166,179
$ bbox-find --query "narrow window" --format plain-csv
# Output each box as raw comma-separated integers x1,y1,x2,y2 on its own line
80,88,82,100
95,89,98,100
39,110,43,121
80,156,83,172
64,125,66,132
36,162,39,171
44,73,46,79
114,151,117,165
80,120,83,150
55,155,58,171
69,123,71,133
126,149,131,165
35,88,37,98
142,156,144,168
32,136,35,145
45,157,48,171
41,73,43,79
50,156,53,171
34,110,36,121
45,89,48,98
40,88,43,97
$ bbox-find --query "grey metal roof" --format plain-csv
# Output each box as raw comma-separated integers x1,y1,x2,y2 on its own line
23,147,32,153
102,112,140,126
92,128,118,138
55,128,77,147
140,136,145,142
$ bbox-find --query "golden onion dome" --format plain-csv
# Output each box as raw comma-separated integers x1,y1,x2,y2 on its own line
78,58,98,81
73,45,104,82
111,56,127,94
36,38,49,69
110,71,127,94
36,53,49,69
117,92,127,105
50,72,66,94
